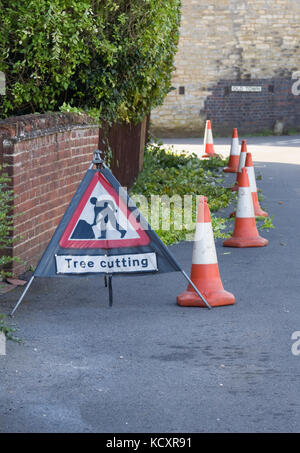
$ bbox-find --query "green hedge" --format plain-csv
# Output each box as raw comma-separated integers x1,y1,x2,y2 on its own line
0,0,181,123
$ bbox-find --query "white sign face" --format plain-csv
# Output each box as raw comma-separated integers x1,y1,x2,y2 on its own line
231,86,262,92
0,332,6,356
70,179,139,242
55,253,158,274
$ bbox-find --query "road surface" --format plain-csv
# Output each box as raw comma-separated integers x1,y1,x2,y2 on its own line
0,135,300,433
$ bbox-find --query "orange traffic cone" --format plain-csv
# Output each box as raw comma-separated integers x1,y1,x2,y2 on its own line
230,153,268,218
232,140,247,191
177,196,235,307
202,120,217,158
245,152,268,217
223,168,268,248
224,128,240,173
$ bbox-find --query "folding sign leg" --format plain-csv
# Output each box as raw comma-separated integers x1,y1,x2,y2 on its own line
108,275,113,307
9,275,35,317
181,270,212,310
104,275,108,288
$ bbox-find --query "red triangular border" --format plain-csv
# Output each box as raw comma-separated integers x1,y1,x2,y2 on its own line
59,172,150,249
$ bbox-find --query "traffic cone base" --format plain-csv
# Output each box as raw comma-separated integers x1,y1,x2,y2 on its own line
177,264,235,307
202,143,217,158
223,235,268,248
202,144,220,158
223,218,268,248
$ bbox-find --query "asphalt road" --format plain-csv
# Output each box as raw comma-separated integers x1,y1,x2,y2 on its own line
0,135,300,433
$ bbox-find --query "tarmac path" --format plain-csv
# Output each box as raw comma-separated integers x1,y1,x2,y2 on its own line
0,135,300,433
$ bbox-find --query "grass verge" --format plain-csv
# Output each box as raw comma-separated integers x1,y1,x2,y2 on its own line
130,140,234,244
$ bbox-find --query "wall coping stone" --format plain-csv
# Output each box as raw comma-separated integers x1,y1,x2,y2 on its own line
0,112,98,143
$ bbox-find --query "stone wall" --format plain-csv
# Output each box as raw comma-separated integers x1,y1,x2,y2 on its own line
151,0,300,136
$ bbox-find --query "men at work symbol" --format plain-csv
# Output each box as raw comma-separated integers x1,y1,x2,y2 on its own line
71,197,127,240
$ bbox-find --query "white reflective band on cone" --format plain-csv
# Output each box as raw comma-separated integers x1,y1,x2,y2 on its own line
231,138,240,155
203,123,208,145
238,152,247,172
246,166,257,193
206,128,213,144
192,222,218,265
236,187,255,218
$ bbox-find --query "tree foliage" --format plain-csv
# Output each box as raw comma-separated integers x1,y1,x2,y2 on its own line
0,0,181,123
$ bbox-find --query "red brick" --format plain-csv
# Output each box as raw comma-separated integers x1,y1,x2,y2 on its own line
0,114,104,275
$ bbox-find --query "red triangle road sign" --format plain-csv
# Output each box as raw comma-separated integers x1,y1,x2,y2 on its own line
9,160,211,316
59,171,150,249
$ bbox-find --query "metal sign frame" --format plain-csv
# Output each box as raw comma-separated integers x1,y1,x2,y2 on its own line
10,152,211,315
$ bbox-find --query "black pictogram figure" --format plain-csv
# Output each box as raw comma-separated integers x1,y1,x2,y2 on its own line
71,197,127,240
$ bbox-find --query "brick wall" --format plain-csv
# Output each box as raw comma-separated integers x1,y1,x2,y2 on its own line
0,113,99,276
151,0,300,137
205,78,300,135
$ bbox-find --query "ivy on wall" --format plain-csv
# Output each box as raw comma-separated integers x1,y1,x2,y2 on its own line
0,165,19,277
0,0,181,124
